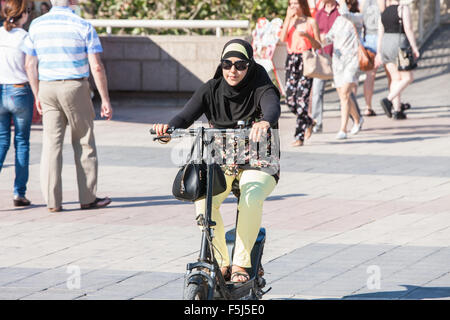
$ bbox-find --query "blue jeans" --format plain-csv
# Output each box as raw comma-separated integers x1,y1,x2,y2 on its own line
0,84,34,197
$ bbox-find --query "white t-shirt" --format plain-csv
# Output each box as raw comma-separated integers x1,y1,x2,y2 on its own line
0,27,29,84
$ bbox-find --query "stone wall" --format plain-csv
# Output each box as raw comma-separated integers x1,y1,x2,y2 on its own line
100,35,244,92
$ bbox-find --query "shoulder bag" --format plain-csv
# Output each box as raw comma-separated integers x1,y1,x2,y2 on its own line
351,22,375,72
172,129,227,202
303,49,333,80
397,5,418,71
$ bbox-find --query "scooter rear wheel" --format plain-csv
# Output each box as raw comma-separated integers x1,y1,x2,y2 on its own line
184,282,209,300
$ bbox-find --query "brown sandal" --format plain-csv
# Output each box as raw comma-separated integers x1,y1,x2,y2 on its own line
305,120,316,140
230,271,250,283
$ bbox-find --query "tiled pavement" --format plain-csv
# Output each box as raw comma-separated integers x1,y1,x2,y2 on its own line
0,25,449,300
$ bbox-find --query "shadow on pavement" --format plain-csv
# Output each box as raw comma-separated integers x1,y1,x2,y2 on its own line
362,123,450,132
267,285,450,300
106,193,307,208
343,285,450,300
326,136,441,145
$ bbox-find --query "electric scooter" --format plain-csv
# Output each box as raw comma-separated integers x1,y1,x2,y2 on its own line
150,125,270,300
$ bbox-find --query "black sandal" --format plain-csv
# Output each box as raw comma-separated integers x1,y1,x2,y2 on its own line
401,103,411,111
364,109,377,116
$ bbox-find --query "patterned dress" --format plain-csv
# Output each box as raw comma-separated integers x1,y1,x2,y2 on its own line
324,16,360,88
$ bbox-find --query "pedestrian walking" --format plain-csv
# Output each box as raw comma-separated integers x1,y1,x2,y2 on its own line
22,0,113,212
310,0,340,134
337,0,364,125
0,0,33,206
360,0,385,117
322,1,363,139
280,0,321,147
376,0,419,120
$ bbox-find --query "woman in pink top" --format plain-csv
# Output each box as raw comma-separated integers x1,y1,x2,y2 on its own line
280,0,321,147
308,0,324,18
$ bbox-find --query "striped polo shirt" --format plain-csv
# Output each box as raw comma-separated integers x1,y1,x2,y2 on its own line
21,6,102,81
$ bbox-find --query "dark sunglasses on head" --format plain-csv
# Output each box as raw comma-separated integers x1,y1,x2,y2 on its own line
221,59,249,71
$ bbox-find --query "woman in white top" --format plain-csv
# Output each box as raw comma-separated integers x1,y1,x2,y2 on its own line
0,0,34,207
322,0,362,140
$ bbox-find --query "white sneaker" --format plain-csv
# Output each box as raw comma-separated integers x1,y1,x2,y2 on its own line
336,131,347,140
350,117,364,135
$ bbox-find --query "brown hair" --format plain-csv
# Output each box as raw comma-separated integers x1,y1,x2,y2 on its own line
3,0,27,31
297,0,312,17
345,0,360,13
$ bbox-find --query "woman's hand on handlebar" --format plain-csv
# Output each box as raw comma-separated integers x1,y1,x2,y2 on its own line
249,120,270,143
152,123,169,136
152,124,172,143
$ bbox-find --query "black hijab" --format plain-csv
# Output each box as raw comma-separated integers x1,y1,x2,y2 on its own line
206,39,279,128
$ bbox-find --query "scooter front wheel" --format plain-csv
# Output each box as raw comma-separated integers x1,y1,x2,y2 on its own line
184,282,209,300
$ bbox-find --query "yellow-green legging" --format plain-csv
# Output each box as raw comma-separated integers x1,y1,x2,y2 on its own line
194,169,276,268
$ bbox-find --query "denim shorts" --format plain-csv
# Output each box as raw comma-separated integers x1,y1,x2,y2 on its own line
362,34,378,54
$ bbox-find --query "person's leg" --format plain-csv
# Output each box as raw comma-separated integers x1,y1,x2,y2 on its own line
0,87,12,171
337,86,350,134
337,83,360,136
285,54,303,144
311,78,325,130
59,80,98,206
39,81,67,210
348,84,361,124
0,113,11,170
349,89,364,135
194,173,235,269
232,170,276,282
350,91,362,119
384,64,392,88
387,70,414,112
380,62,401,117
295,75,314,142
11,86,34,198
285,53,298,116
363,68,377,115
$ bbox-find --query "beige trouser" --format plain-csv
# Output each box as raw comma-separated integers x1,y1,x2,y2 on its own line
195,169,276,268
39,79,97,209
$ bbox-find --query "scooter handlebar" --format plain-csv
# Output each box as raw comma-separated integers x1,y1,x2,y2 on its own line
149,127,175,135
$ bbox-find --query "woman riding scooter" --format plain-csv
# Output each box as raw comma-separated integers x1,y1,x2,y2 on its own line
152,39,281,283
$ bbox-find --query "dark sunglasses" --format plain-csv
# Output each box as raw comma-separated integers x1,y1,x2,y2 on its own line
221,59,249,71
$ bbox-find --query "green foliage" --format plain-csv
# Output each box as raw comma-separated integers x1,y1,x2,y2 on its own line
79,0,288,35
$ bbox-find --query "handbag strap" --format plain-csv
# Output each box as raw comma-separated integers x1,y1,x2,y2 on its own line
398,5,403,44
185,127,203,164
350,21,363,47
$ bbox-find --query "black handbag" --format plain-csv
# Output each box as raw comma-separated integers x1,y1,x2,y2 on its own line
172,129,227,202
398,46,417,71
397,6,418,71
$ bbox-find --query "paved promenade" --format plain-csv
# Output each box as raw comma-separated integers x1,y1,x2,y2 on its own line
0,25,449,300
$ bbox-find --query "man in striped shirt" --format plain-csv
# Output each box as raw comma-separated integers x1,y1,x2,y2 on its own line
23,0,112,212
